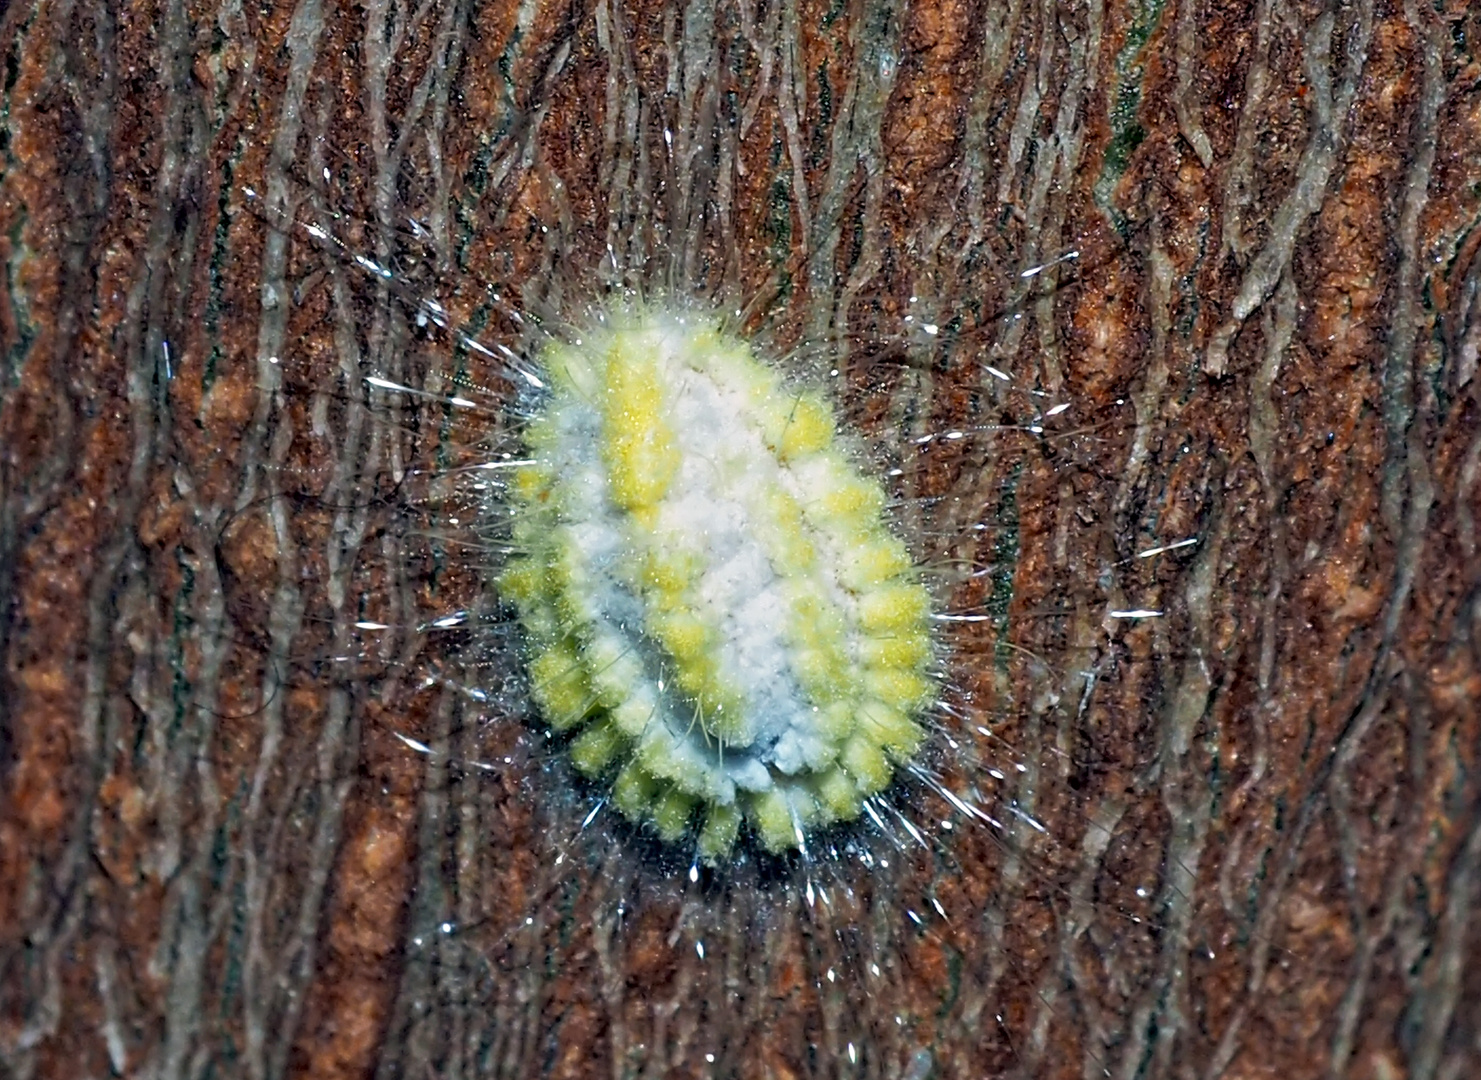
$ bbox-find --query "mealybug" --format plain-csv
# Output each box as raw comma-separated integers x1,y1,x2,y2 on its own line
498,306,934,861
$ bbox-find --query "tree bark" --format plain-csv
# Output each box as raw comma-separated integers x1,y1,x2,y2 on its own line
2,0,1479,1078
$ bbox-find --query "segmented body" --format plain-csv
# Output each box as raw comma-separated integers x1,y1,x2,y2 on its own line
497,308,934,861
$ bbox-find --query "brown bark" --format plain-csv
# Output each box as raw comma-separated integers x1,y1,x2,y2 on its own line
2,0,1479,1078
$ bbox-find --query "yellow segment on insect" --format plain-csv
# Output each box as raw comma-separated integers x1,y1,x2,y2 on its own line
499,307,934,862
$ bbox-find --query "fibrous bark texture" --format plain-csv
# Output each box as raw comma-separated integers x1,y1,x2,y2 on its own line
2,0,1479,1078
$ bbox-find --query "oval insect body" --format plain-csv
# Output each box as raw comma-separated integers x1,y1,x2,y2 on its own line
499,307,933,861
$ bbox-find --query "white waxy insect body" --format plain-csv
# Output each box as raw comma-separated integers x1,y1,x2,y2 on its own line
498,308,934,860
